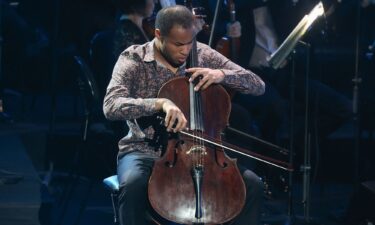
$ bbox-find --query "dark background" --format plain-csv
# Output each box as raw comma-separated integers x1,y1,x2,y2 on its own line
0,0,374,225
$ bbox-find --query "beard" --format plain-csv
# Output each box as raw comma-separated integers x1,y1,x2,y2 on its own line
160,48,184,68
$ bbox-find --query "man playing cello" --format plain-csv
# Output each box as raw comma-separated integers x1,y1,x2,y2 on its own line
103,5,265,225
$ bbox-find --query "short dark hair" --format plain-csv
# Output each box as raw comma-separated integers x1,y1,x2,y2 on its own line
155,5,194,36
114,0,148,14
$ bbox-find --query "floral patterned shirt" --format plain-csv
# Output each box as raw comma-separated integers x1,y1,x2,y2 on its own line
103,39,265,157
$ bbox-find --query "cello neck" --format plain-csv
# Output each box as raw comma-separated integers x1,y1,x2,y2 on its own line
185,0,205,131
228,0,236,23
188,37,204,131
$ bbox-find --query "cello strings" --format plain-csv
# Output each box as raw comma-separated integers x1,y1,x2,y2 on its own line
193,38,205,168
198,91,204,168
191,39,199,168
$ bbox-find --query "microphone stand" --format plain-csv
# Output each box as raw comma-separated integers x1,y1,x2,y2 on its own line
298,40,315,224
267,2,325,223
0,1,3,114
352,0,362,189
286,41,316,225
43,0,61,188
208,0,223,48
286,48,297,224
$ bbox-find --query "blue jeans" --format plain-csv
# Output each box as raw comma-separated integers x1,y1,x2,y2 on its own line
117,151,264,225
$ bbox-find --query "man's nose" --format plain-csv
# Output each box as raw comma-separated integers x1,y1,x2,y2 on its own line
180,45,190,55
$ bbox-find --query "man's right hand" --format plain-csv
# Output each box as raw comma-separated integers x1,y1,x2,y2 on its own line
226,21,241,38
156,98,187,133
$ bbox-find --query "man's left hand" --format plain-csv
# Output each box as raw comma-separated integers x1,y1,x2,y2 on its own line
186,68,225,91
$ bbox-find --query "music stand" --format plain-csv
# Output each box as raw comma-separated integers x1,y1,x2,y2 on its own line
268,2,324,69
267,2,325,224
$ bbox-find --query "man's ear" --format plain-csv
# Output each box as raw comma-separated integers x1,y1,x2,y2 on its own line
155,29,161,39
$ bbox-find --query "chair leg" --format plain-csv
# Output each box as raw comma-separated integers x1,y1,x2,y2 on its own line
110,193,119,224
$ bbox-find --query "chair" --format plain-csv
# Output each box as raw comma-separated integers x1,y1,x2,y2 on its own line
89,29,116,102
89,30,127,139
75,55,102,140
56,55,119,225
102,175,172,225
103,175,120,224
89,30,134,225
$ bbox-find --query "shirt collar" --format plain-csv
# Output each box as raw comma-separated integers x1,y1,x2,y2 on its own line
144,39,156,63
143,38,187,74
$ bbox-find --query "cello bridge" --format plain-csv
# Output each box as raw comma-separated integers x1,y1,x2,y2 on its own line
186,145,207,155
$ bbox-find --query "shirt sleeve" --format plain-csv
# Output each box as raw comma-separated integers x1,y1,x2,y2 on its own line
103,52,160,121
199,43,265,96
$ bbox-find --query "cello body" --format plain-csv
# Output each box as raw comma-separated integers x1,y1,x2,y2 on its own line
148,77,246,225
